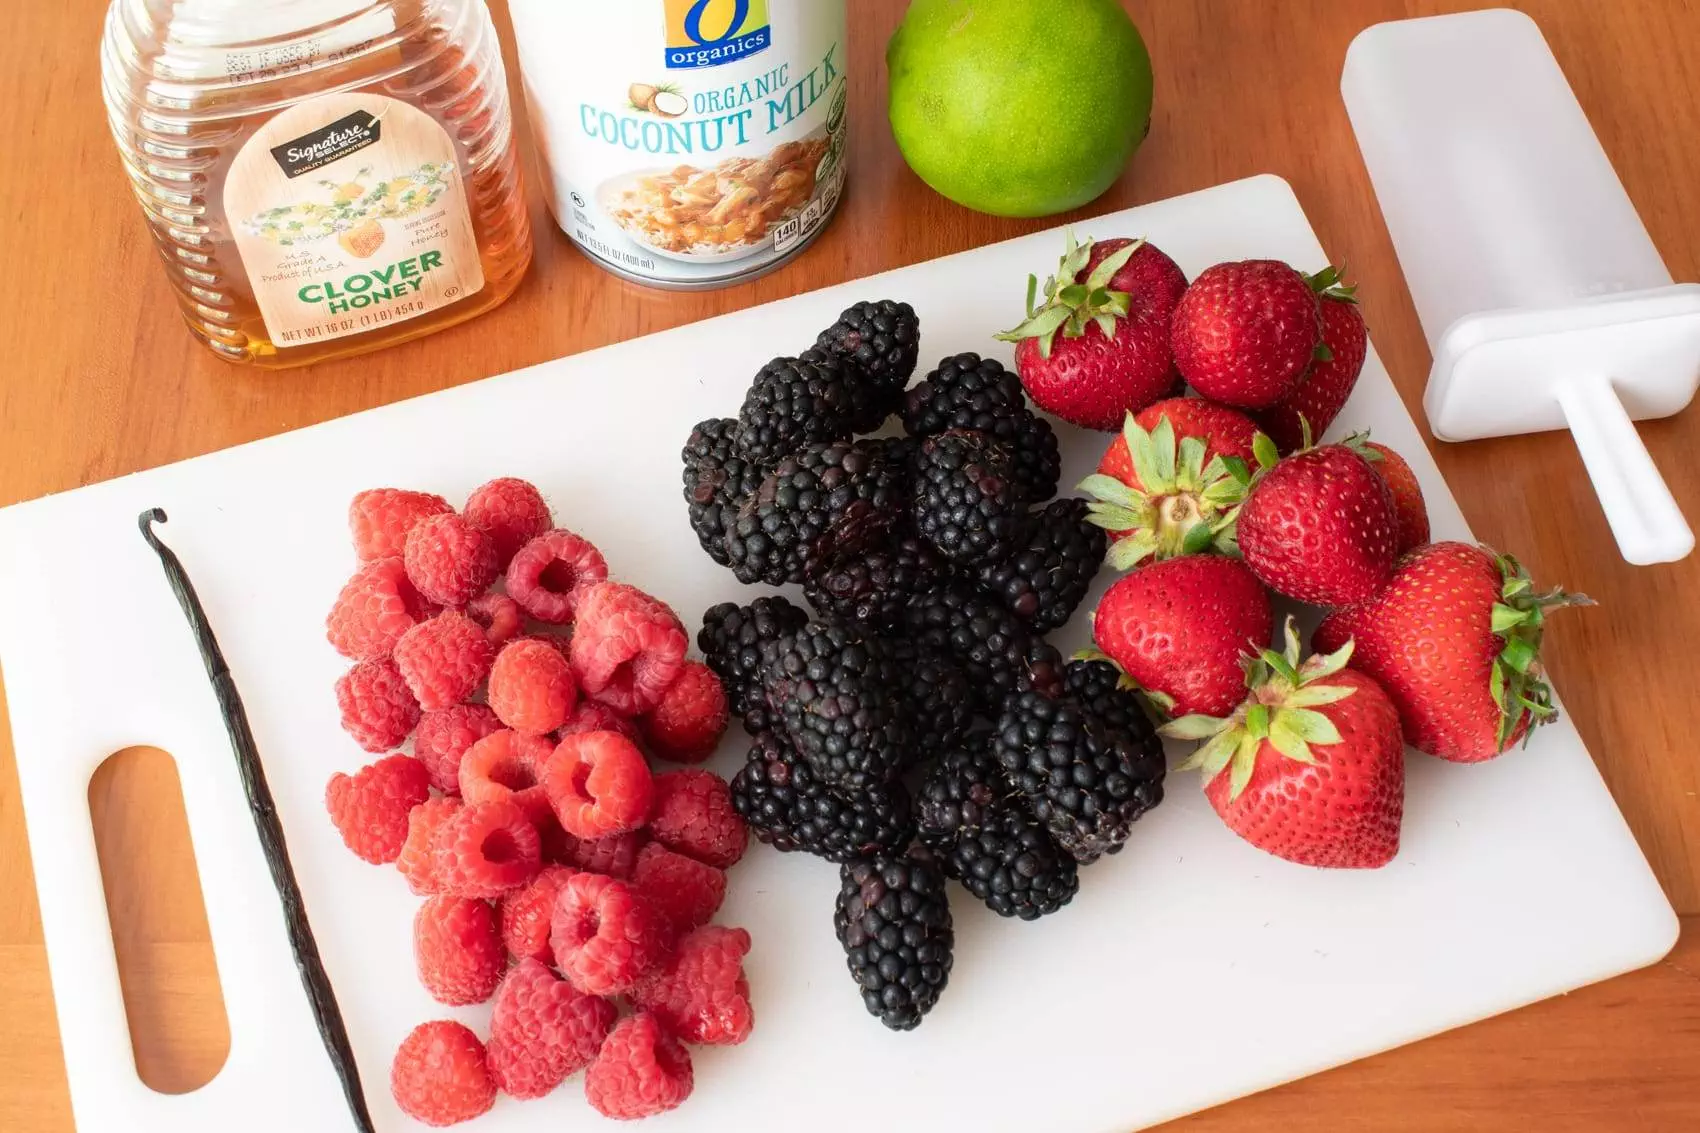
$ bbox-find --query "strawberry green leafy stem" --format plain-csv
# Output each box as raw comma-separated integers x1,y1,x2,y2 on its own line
1488,551,1593,750
1305,264,1358,304
994,232,1143,359
1304,265,1356,362
1221,427,1379,492
1078,412,1246,569
1161,618,1357,802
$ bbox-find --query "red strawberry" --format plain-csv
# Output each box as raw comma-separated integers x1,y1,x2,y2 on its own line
1236,438,1398,605
1090,554,1273,717
1364,441,1429,553
1081,398,1261,568
1171,260,1322,409
997,234,1187,430
1099,398,1261,488
1252,269,1368,451
1161,620,1404,868
1314,543,1591,762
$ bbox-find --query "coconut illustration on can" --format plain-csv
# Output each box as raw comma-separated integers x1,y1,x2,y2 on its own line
650,88,688,118
628,81,688,118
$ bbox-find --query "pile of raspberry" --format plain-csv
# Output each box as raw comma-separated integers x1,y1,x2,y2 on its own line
321,478,752,1125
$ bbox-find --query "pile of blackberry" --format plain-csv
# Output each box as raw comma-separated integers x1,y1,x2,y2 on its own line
684,299,1167,1031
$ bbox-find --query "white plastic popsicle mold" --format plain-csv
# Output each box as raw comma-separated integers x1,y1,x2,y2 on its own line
1341,7,1700,565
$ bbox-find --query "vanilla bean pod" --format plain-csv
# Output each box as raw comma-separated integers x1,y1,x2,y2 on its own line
139,508,374,1133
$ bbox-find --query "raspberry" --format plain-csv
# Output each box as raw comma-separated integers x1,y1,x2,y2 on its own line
394,611,495,710
398,796,462,894
631,925,753,1046
648,769,747,869
326,557,434,661
533,813,577,867
584,1012,693,1120
632,842,725,933
569,582,687,715
559,829,648,879
499,864,578,963
486,958,616,1100
334,658,420,753
558,699,641,743
349,488,451,562
466,592,522,646
488,638,578,735
413,704,503,793
550,872,671,995
458,726,570,862
506,530,608,624
325,755,431,864
413,894,504,1006
433,799,542,899
541,731,654,839
404,512,500,609
390,1020,495,1127
458,729,556,831
465,477,552,567
520,633,573,660
641,661,729,764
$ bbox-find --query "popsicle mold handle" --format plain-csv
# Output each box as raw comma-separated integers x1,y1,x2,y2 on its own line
1555,378,1694,565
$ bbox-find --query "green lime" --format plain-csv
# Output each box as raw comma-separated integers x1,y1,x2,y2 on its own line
886,0,1154,218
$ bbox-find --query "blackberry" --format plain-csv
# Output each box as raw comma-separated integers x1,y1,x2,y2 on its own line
800,346,899,433
911,430,1029,565
1063,657,1150,736
902,352,1026,434
883,636,974,761
902,585,1042,715
803,533,943,632
975,497,1107,631
991,684,1167,863
759,618,910,787
729,731,915,862
735,353,860,462
698,596,808,735
814,299,921,396
834,848,954,1031
864,434,917,467
1020,637,1067,700
901,353,1061,502
918,746,1078,920
681,418,768,567
724,440,910,586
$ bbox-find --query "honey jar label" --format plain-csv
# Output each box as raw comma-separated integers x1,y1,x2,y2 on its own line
224,93,484,348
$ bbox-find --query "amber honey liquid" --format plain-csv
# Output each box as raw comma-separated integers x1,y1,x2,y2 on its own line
102,0,531,368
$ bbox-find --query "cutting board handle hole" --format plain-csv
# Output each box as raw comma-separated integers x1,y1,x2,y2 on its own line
88,746,231,1094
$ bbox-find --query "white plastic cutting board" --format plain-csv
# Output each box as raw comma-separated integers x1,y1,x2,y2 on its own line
0,175,1677,1133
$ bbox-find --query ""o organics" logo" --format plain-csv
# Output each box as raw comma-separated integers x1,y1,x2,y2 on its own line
663,0,771,69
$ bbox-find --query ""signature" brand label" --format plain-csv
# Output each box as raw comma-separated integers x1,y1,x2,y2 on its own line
269,111,382,178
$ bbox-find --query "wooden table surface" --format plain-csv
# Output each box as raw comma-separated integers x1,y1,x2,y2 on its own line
3,0,1699,1128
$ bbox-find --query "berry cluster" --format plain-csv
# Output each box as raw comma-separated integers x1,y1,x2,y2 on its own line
682,302,1168,1031
1007,233,1581,870
322,478,753,1125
